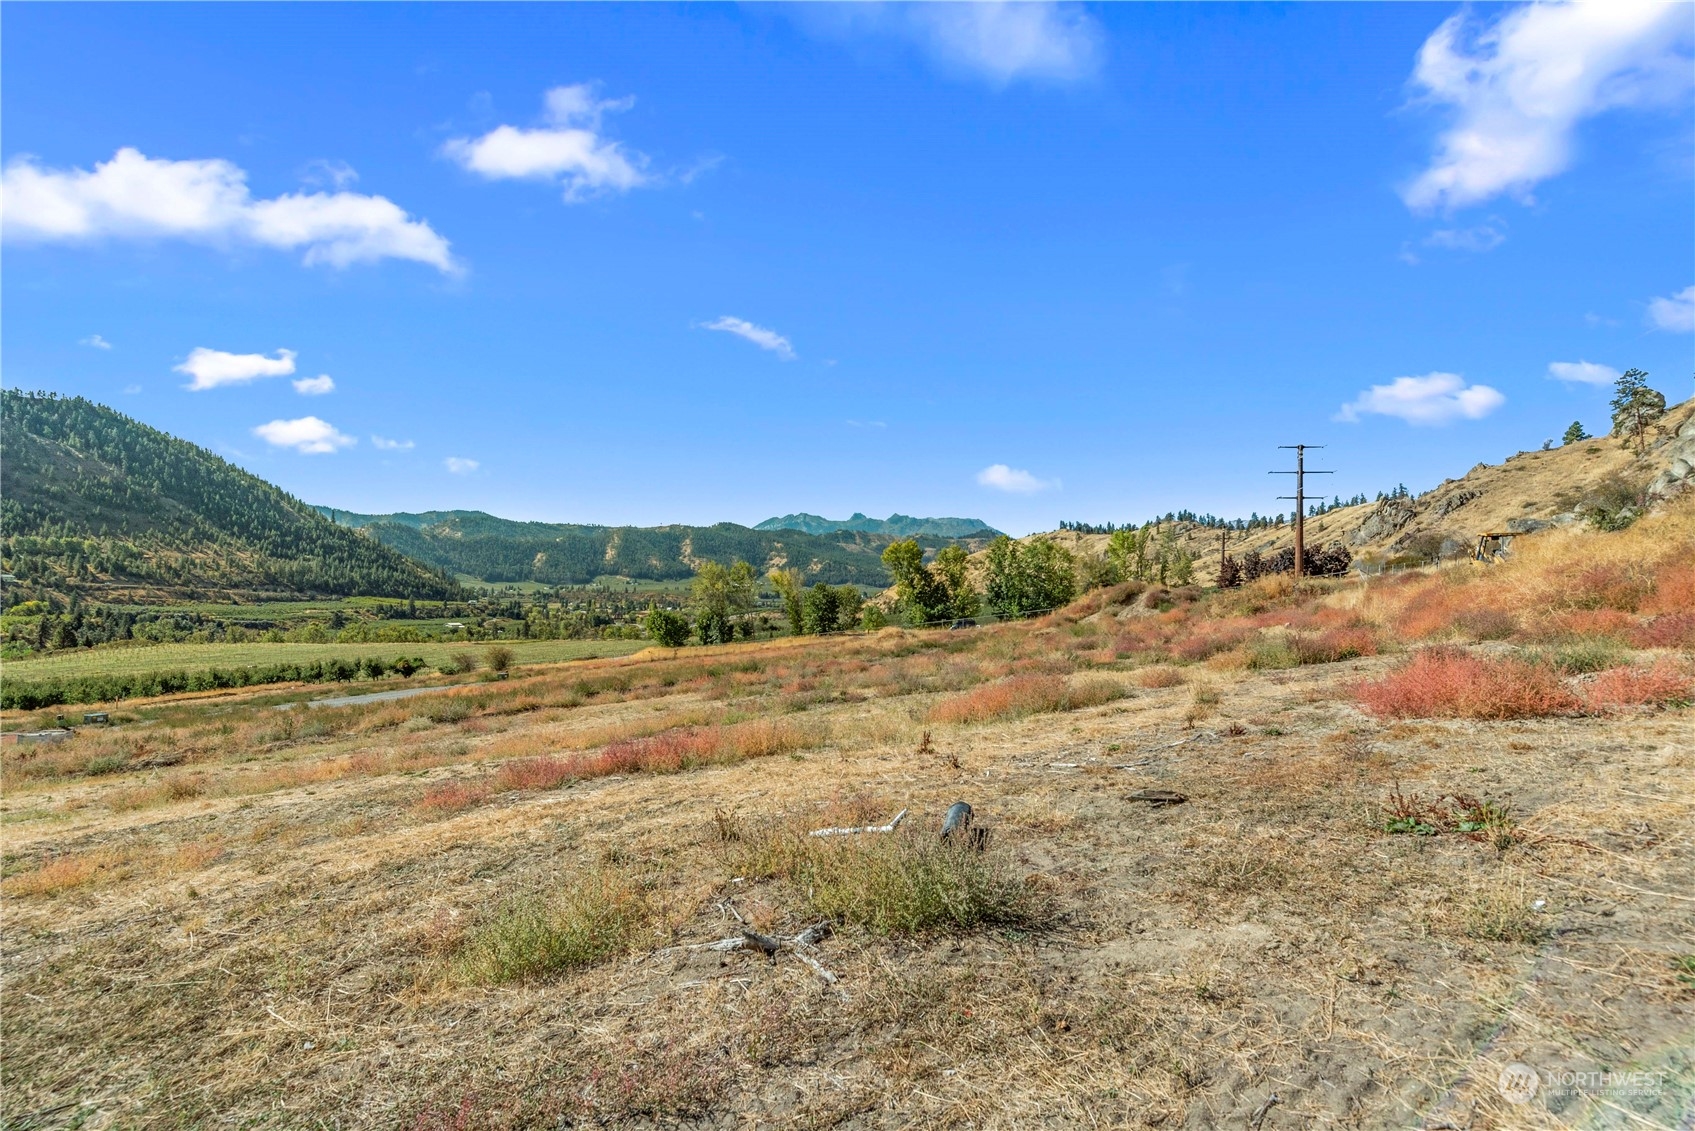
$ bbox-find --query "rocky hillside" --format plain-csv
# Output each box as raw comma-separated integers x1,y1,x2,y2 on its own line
1040,396,1695,580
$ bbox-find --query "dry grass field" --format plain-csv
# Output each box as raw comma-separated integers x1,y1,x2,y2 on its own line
3,506,1692,1130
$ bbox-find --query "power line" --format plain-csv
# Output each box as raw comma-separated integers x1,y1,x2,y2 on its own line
1270,444,1334,579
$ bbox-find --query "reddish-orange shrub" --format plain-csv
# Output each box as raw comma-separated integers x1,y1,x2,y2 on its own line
418,780,494,813
1532,608,1637,644
1631,613,1695,650
1292,627,1379,664
1134,666,1185,688
1584,661,1693,710
1172,624,1254,661
495,755,576,792
1390,585,1474,640
1566,563,1654,612
928,674,1121,724
1355,648,1582,720
1643,560,1695,615
930,675,1068,724
1450,607,1519,642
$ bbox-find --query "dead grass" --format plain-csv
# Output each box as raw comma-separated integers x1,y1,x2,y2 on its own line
2,508,1691,1129
2,848,131,896
928,673,1124,724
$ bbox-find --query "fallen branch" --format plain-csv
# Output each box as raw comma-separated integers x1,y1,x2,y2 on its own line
688,922,840,986
810,808,907,837
1248,1092,1280,1130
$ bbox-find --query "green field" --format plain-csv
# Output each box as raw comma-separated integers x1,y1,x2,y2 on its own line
0,638,648,683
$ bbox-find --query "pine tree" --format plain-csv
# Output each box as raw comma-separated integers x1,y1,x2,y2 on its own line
1609,369,1665,455
1562,420,1589,445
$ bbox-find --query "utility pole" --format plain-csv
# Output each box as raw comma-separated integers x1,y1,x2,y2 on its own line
1271,445,1334,579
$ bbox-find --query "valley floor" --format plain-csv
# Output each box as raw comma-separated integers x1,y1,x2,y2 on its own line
2,579,1692,1129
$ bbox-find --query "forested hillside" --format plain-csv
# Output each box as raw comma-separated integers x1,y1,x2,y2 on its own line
1,392,462,602
315,508,970,587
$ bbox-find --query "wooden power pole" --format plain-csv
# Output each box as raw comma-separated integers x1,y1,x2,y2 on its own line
1271,444,1333,579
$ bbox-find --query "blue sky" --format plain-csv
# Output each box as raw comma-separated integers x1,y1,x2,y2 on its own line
4,2,1691,535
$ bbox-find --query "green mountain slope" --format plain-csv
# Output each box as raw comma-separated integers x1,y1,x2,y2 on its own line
753,512,1000,538
1,391,462,601
313,508,979,587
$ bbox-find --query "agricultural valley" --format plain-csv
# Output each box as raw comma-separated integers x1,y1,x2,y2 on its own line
2,388,1692,1129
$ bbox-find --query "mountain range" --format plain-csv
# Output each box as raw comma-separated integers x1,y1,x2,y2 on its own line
314,508,985,588
753,512,1000,538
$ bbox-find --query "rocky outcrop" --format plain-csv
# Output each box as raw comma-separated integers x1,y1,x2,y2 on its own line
1435,489,1481,519
1349,496,1420,547
1646,412,1695,503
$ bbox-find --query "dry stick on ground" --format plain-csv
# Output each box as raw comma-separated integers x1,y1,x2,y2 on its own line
809,808,907,837
687,922,840,986
1248,1092,1281,1130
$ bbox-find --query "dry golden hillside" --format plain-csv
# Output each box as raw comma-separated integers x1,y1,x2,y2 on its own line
1037,396,1695,583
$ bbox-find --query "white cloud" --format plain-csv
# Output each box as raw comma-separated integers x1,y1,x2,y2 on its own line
2,147,457,272
1336,372,1505,426
253,416,356,454
976,463,1059,494
292,374,335,396
80,333,112,350
176,347,296,391
1402,3,1691,212
372,435,415,451
1547,359,1620,386
1646,284,1695,332
442,85,648,201
808,2,1102,85
444,456,479,474
122,384,141,395
701,316,795,360
1423,221,1506,253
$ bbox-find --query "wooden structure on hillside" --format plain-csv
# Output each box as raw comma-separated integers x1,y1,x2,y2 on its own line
1472,532,1515,563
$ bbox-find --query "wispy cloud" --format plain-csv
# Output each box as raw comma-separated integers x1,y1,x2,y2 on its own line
444,456,480,474
976,463,1059,494
1646,284,1695,332
1401,3,1690,212
292,374,335,396
1336,372,1504,426
1423,221,1506,253
80,333,112,350
372,435,415,452
2,148,457,272
700,316,795,360
299,158,359,190
176,347,296,391
805,2,1102,85
253,416,356,454
442,85,648,202
1547,359,1620,386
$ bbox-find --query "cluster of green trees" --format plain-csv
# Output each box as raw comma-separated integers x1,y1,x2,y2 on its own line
2,655,431,711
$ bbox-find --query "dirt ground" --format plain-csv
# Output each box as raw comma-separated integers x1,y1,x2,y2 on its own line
2,613,1692,1130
